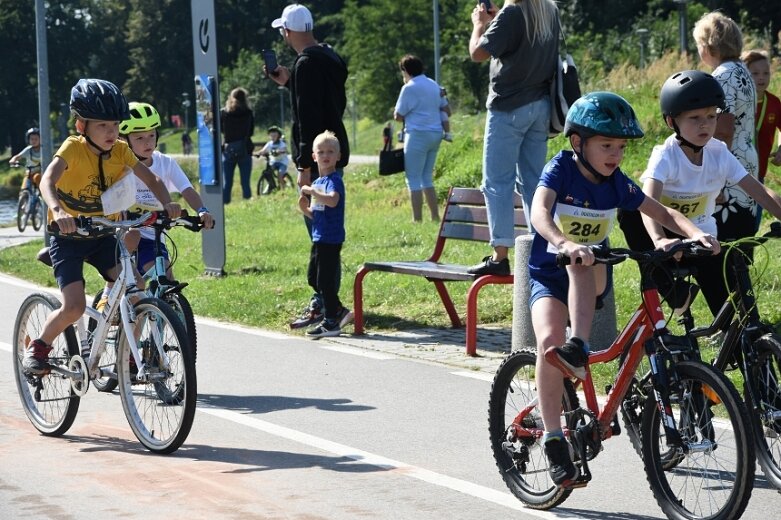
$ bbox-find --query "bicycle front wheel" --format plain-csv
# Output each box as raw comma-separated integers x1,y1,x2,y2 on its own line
13,293,80,436
16,190,30,232
641,360,754,520
748,333,781,489
166,292,197,364
488,349,577,510
31,195,44,231
117,298,196,454
88,289,119,393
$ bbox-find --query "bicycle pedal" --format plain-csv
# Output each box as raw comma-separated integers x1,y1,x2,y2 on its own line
563,478,589,490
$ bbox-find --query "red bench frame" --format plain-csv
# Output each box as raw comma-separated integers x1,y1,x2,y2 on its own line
352,187,527,356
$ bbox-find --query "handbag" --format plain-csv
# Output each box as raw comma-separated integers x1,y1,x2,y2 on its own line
378,123,405,176
549,28,581,137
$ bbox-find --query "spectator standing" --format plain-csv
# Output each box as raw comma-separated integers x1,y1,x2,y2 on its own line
268,3,350,329
693,11,758,237
181,131,193,155
220,87,255,204
742,49,781,182
467,0,560,276
393,54,443,222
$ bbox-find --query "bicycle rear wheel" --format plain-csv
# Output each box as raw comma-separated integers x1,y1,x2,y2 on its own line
16,190,30,232
747,333,781,489
257,169,276,195
488,349,577,510
13,293,80,436
117,298,196,454
641,361,754,520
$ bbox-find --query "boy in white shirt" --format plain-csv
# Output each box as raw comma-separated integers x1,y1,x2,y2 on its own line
258,126,290,189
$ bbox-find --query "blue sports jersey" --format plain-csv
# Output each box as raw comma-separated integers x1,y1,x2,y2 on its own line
529,151,645,276
311,170,345,244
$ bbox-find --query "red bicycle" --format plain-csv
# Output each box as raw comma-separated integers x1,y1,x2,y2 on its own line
488,241,755,520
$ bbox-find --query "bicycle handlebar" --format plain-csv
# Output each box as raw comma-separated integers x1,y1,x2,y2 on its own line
48,210,213,236
555,240,715,269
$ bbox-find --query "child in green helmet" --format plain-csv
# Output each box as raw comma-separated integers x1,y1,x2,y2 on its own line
258,125,290,189
527,91,718,488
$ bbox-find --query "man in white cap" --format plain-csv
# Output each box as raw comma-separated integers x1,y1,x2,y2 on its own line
269,3,351,330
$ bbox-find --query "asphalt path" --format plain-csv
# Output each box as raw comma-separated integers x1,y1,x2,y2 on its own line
0,273,779,519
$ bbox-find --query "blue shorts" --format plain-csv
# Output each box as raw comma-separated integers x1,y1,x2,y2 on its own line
49,235,119,289
136,237,168,274
529,264,613,309
272,161,288,174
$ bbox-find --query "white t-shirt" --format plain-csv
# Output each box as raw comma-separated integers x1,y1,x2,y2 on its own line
641,135,747,236
259,139,289,166
133,150,194,240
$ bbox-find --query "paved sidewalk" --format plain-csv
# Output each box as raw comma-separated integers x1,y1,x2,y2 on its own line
0,224,512,374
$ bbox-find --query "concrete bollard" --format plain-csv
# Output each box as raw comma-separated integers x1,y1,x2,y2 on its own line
511,234,618,351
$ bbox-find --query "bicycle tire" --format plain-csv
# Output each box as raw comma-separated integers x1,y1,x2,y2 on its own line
281,173,294,190
166,292,197,364
88,289,119,393
116,297,196,454
16,190,30,232
747,333,781,489
488,349,577,510
257,168,277,196
31,195,43,231
13,292,80,436
641,360,754,520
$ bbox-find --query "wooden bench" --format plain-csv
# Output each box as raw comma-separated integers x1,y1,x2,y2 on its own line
352,187,528,356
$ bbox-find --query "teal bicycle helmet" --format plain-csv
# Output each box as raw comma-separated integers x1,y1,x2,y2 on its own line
564,92,644,139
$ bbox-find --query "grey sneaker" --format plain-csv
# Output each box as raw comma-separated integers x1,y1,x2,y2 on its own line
290,296,324,329
545,337,589,380
306,319,341,339
22,339,53,376
544,437,580,486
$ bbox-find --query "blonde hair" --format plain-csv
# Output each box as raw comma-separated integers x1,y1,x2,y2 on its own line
507,0,558,45
313,130,340,153
741,49,770,68
225,87,250,112
693,12,743,61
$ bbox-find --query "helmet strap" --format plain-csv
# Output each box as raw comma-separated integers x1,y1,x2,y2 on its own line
83,128,112,191
671,121,704,153
572,135,612,183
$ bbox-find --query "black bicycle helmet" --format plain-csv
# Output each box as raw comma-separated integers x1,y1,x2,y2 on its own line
69,78,131,121
660,70,726,118
26,127,40,142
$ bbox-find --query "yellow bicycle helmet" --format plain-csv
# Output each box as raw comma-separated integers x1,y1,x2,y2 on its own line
120,102,162,134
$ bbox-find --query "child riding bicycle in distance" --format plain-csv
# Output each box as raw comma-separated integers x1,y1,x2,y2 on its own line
618,70,781,319
9,127,43,189
115,101,213,282
297,130,352,338
258,125,290,189
22,79,182,376
528,92,718,487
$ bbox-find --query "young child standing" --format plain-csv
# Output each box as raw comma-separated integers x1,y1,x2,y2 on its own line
298,131,352,338
620,70,781,318
529,92,717,487
22,79,181,375
258,125,290,189
440,87,453,142
742,50,781,182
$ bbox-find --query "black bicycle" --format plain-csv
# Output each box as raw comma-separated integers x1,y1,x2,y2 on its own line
11,162,44,232
255,152,294,196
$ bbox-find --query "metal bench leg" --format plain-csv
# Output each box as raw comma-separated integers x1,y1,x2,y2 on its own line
432,280,462,328
353,267,371,335
466,275,514,356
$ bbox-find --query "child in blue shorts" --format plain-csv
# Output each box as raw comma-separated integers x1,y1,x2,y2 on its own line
22,79,181,376
528,92,718,487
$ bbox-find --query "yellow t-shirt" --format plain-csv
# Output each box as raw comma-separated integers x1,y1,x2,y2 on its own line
51,135,138,220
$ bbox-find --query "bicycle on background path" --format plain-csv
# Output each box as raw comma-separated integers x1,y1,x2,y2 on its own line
488,241,755,520
89,211,205,395
13,213,196,454
255,152,294,196
11,162,44,232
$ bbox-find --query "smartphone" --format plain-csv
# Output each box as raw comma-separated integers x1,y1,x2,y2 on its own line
480,0,492,11
262,49,279,77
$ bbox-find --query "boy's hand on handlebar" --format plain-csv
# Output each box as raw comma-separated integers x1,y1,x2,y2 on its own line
163,202,182,220
558,242,595,266
692,233,720,255
198,209,214,229
52,212,77,235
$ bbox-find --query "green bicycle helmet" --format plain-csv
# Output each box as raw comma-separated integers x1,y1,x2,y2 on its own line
564,92,644,139
120,102,162,134
69,78,130,121
660,70,726,118
267,125,283,135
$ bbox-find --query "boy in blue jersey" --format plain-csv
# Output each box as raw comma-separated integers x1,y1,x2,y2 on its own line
298,131,352,338
528,92,719,487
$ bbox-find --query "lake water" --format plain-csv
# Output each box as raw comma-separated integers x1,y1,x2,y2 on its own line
0,198,18,226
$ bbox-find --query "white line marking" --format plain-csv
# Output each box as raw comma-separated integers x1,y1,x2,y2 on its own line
451,370,494,382
0,341,11,352
320,344,396,359
198,406,576,519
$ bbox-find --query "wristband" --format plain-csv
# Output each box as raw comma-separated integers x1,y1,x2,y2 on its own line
197,206,209,214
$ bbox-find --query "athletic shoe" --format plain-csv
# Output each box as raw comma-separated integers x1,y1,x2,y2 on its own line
544,437,580,486
306,319,341,339
545,337,589,380
22,339,53,376
290,296,324,329
466,256,511,276
336,307,354,329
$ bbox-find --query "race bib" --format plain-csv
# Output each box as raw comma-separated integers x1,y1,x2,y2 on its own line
549,204,615,252
659,192,708,220
100,169,137,214
310,195,325,212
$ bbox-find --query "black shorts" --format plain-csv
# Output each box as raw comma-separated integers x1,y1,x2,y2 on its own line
49,235,119,289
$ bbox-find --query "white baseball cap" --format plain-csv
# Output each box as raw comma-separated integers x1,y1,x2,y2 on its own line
271,4,314,32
